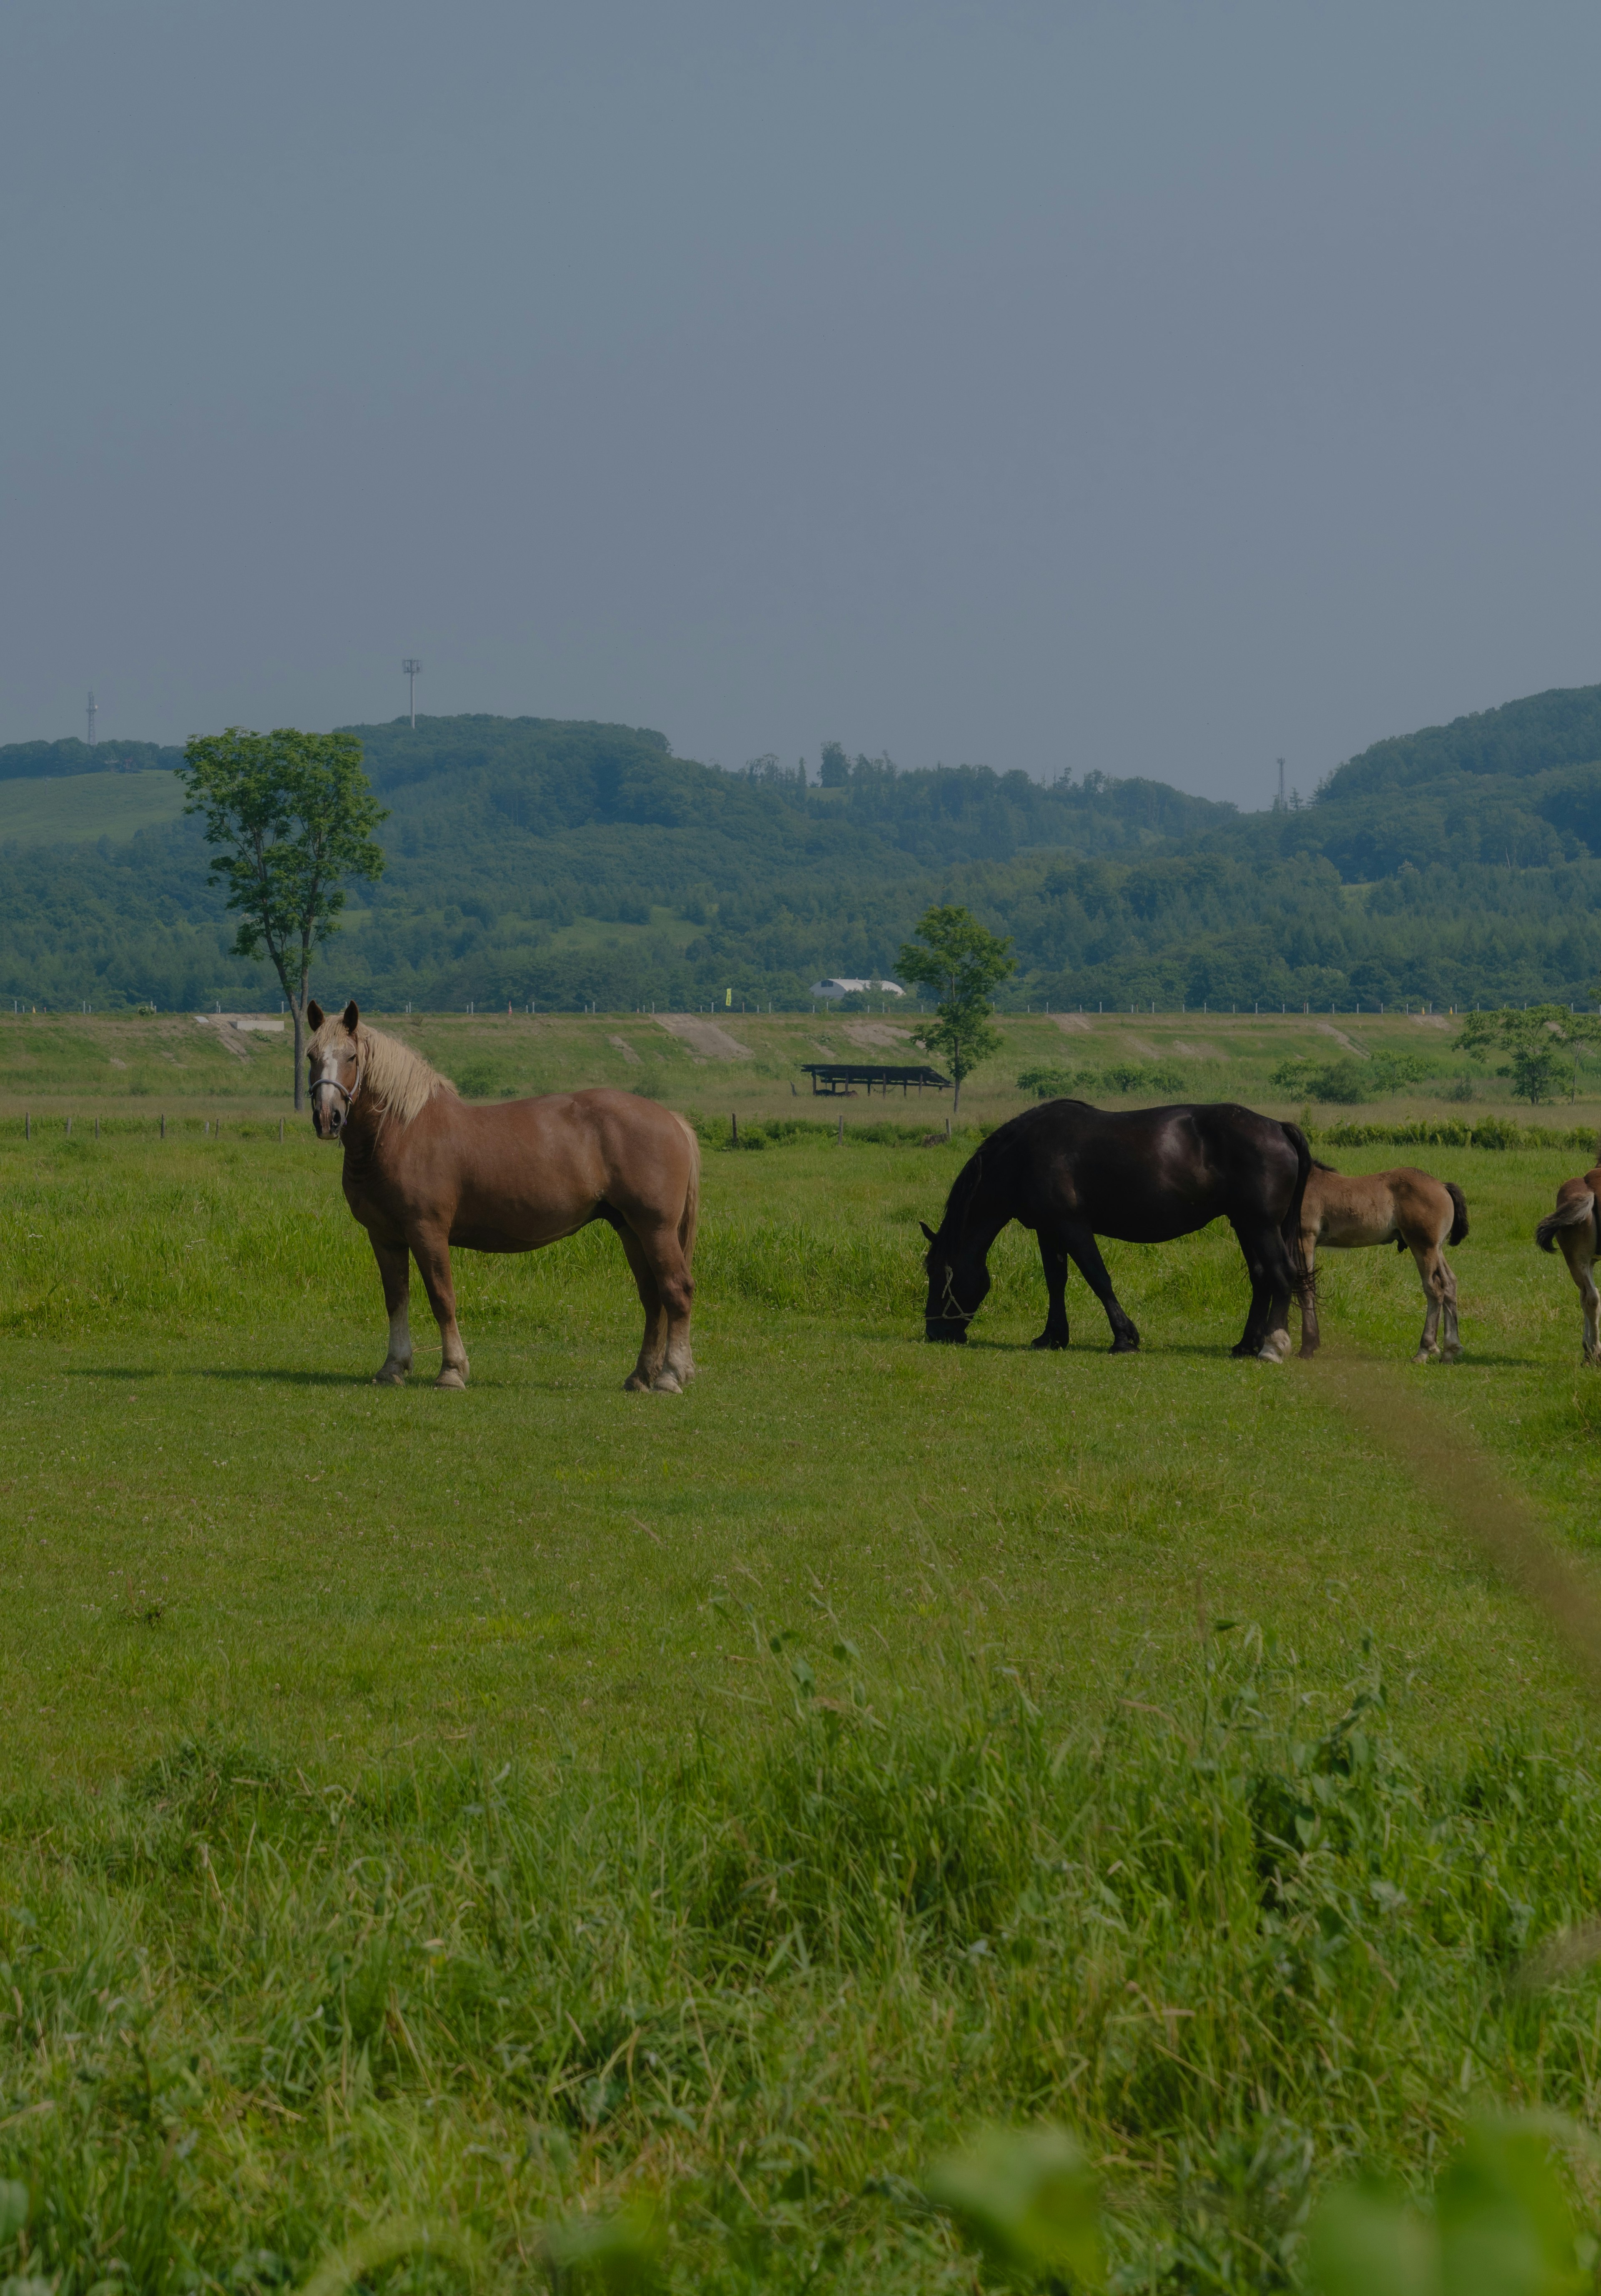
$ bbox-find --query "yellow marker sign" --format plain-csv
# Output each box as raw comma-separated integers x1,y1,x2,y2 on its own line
725,987,732,1007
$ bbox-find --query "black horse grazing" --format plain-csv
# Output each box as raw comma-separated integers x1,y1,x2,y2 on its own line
921,1100,1312,1360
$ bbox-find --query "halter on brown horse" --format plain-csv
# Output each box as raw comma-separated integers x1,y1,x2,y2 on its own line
305,1000,699,1392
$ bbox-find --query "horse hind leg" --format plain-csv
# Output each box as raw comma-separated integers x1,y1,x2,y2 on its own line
617,1220,695,1394
1437,1249,1462,1361
409,1227,469,1389
1568,1237,1601,1366
1411,1243,1446,1363
1296,1233,1320,1359
614,1224,671,1393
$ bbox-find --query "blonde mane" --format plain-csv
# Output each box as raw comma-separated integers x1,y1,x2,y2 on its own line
309,1014,457,1129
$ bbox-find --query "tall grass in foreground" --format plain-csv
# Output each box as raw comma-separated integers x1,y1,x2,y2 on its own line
4,1628,1601,2292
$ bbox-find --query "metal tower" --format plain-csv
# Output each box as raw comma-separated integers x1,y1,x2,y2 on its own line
402,658,422,728
86,689,97,746
1277,756,1285,807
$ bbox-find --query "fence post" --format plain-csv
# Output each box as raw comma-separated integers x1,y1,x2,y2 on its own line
95,1115,99,1141
24,1111,29,1142
731,1112,738,1146
837,1111,844,1146
160,1112,165,1140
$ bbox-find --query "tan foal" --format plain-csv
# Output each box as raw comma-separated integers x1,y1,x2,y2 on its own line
1297,1162,1468,1363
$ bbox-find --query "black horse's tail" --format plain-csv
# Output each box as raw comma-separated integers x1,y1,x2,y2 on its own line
1445,1181,1469,1247
1280,1121,1313,1285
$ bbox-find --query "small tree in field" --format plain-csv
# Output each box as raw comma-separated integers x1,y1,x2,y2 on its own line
1454,1003,1601,1106
181,728,387,1110
898,904,1016,1116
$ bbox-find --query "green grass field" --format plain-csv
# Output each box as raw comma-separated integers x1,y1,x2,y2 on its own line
4,1019,1601,2290
0,769,186,847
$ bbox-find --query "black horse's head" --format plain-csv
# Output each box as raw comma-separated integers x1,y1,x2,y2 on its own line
919,1217,990,1343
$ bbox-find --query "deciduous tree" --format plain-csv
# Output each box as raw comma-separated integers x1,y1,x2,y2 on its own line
898,904,1016,1115
181,728,387,1109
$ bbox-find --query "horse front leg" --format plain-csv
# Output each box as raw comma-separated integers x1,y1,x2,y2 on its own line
409,1225,470,1389
1031,1232,1071,1350
370,1235,414,1385
1062,1224,1139,1353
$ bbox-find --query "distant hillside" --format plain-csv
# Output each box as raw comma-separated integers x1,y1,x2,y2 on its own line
0,736,182,781
2,695,1601,1011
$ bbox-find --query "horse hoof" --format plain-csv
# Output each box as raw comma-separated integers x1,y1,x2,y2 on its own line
1257,1331,1292,1363
434,1367,467,1390
1031,1332,1068,1351
1109,1337,1139,1355
373,1362,410,1386
650,1370,683,1395
623,1373,651,1393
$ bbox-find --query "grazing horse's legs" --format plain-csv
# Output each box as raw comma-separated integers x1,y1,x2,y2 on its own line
1296,1232,1320,1358
1031,1232,1072,1350
369,1236,414,1385
1061,1224,1139,1352
1230,1219,1294,1360
407,1225,470,1389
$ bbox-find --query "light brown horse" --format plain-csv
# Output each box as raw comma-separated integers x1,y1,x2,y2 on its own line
1536,1163,1601,1364
305,1000,700,1392
1296,1162,1468,1362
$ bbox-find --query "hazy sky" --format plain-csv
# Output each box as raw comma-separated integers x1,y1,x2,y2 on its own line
4,3,1600,805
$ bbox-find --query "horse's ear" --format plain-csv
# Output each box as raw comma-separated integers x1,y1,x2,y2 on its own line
341,999,360,1033
920,1220,937,1243
306,1000,324,1030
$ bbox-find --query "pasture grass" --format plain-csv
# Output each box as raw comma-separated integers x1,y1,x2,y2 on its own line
4,1114,1601,2286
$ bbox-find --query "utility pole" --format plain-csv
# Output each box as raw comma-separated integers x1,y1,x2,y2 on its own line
86,689,97,747
402,658,422,728
1276,756,1285,808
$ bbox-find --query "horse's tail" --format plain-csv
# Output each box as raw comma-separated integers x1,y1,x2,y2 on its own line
675,1117,701,1270
1280,1119,1313,1284
1445,1181,1469,1247
1537,1190,1594,1254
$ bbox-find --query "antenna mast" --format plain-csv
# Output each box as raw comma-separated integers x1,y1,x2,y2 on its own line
402,658,422,729
1277,756,1285,807
86,689,97,747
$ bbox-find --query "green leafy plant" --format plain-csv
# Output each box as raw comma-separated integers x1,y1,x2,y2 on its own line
1309,2118,1593,2296
926,2125,1100,2288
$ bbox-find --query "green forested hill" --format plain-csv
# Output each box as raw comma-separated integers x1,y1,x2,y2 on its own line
3,690,1601,1011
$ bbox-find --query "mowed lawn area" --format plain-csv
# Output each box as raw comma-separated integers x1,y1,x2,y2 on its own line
5,1100,1601,2287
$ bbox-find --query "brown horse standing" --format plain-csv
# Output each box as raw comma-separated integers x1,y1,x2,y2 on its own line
1296,1162,1468,1362
305,1000,699,1392
1536,1163,1601,1365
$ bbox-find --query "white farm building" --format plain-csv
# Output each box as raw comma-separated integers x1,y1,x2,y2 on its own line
809,976,906,1000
